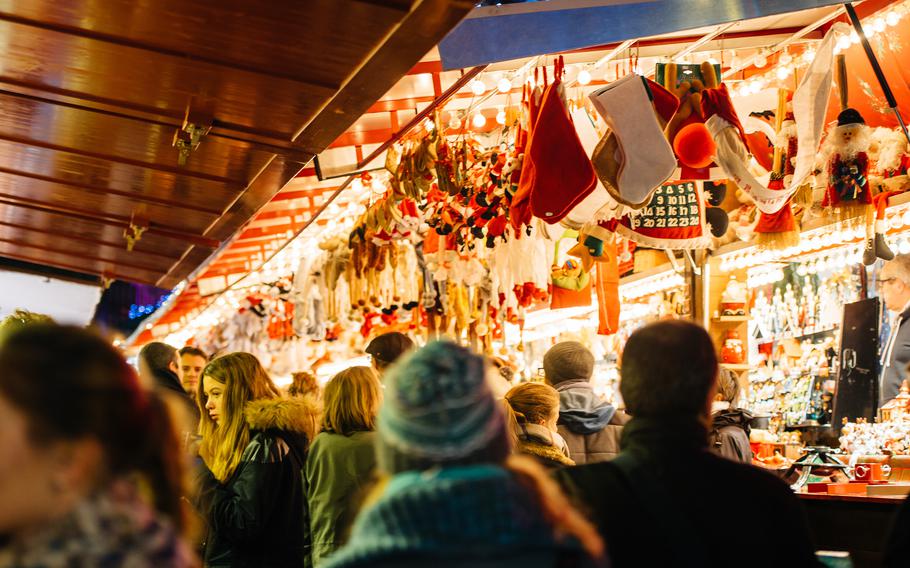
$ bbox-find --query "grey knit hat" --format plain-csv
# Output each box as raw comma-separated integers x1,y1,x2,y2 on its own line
543,341,595,385
376,340,510,474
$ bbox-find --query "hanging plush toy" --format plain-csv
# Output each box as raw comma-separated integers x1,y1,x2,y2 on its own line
823,108,872,218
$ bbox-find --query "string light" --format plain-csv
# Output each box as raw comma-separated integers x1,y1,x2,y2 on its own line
754,50,768,68
472,113,487,128
470,79,487,96
496,109,506,125
577,69,592,85
497,77,512,93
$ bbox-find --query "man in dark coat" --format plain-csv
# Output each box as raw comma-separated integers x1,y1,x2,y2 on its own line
138,341,200,434
878,255,910,405
555,320,820,567
543,341,628,464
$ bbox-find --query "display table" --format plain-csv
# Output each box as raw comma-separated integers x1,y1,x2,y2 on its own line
798,492,906,568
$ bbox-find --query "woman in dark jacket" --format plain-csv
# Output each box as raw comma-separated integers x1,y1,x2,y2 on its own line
196,352,319,567
504,382,575,469
707,368,752,464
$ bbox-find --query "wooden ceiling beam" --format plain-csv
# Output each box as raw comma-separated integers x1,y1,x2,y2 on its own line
0,131,243,187
0,196,220,248
0,248,154,285
0,10,343,91
0,219,180,260
0,235,165,274
0,164,225,215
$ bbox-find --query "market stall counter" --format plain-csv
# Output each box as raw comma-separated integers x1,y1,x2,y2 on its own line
798,492,907,568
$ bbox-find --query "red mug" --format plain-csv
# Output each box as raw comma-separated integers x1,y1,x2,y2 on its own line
854,463,889,482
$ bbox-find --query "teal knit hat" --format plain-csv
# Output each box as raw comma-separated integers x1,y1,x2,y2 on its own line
376,340,510,473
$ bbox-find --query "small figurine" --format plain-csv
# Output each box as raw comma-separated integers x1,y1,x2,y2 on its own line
720,275,747,316
721,330,746,365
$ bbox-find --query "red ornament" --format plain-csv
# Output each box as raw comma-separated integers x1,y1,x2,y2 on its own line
673,123,717,168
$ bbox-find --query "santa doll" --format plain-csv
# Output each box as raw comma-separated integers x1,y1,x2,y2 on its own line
823,108,891,263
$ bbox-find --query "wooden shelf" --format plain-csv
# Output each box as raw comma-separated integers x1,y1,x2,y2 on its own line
713,315,749,322
721,363,751,371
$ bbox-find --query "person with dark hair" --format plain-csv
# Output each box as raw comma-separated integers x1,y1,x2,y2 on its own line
708,368,752,463
543,341,628,464
0,325,196,566
364,332,414,377
326,341,605,568
139,342,184,394
196,352,319,568
556,320,819,567
179,346,208,395
140,342,198,438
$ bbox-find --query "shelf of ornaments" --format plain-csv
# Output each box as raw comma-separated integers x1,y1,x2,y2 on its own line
754,325,839,345
711,190,910,271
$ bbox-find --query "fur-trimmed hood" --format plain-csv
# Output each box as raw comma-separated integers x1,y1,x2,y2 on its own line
244,396,320,441
517,438,575,468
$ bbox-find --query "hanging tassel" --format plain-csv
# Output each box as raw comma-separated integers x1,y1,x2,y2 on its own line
755,89,800,250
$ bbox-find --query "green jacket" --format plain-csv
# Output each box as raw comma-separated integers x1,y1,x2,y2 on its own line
305,431,377,566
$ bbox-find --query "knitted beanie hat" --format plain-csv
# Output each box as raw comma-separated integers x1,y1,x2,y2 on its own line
376,340,510,474
543,341,595,385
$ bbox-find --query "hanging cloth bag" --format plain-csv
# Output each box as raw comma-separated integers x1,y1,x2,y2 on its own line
528,56,598,223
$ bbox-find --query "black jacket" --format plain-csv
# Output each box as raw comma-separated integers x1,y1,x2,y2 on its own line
708,408,753,464
881,306,910,404
555,416,821,568
197,398,318,568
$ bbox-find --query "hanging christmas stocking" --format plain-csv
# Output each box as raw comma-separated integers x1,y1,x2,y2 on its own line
527,56,599,223
589,74,679,208
755,89,800,250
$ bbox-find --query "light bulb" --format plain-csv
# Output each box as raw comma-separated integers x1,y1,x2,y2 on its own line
803,48,816,64
779,51,793,66
754,51,768,68
470,79,487,96
900,240,910,255
837,36,851,52
448,115,462,130
577,69,592,85
423,119,435,132
497,77,512,93
371,177,385,194
850,31,860,45
776,66,791,81
496,110,506,125
887,11,900,26
872,18,886,33
472,113,487,128
892,214,904,229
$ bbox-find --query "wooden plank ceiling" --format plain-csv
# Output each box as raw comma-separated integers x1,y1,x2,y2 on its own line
0,0,473,288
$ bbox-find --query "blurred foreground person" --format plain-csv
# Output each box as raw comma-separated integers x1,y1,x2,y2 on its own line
503,382,574,469
0,325,196,567
326,341,605,568
306,367,381,566
196,352,318,567
556,320,819,567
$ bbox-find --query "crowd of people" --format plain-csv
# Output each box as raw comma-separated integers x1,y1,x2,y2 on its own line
0,315,907,567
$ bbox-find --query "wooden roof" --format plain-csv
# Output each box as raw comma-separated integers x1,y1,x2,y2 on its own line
0,0,472,288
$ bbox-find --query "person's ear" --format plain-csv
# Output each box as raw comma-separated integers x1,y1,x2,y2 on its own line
169,360,180,374
48,439,103,498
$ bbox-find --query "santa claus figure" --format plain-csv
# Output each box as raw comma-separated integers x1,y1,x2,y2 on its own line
824,108,872,214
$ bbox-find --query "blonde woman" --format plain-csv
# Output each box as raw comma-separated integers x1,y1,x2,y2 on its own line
306,367,381,566
504,382,575,469
196,352,319,568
